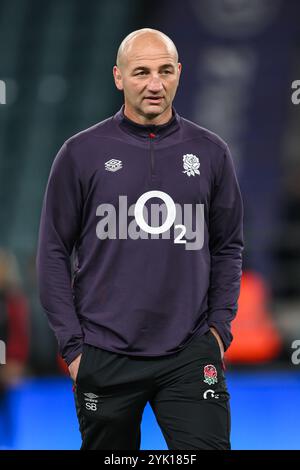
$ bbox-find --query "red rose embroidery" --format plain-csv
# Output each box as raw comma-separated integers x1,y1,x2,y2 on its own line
203,364,218,385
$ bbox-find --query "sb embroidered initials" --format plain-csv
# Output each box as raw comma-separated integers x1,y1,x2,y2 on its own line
86,402,97,411
84,392,99,411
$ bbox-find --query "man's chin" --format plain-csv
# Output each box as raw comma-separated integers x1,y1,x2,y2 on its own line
141,103,165,118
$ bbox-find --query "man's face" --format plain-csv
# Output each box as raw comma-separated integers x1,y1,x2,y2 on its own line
113,38,182,123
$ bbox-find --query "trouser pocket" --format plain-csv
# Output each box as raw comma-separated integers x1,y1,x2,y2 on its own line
75,344,89,385
72,346,151,450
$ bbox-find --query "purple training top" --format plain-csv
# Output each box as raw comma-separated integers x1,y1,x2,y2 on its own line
36,105,244,366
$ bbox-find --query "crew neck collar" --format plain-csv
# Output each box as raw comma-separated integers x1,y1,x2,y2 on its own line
114,104,180,139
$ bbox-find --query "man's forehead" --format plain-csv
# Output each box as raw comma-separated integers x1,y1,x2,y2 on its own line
126,38,176,59
128,53,177,67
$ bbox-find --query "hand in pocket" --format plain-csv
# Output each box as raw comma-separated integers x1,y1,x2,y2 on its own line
68,353,82,382
210,328,225,359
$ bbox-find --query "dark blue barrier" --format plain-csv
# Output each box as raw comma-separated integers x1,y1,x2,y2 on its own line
0,371,299,449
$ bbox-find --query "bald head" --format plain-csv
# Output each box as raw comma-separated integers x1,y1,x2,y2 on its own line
116,28,179,69
113,28,182,125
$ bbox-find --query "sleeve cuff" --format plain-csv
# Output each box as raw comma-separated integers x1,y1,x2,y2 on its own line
63,343,84,366
207,320,233,351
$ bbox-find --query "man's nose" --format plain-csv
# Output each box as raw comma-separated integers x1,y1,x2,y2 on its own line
147,75,164,92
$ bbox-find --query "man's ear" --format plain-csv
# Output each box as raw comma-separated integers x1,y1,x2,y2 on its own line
113,65,124,91
177,62,182,79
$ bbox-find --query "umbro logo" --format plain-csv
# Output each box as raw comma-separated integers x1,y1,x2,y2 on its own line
105,158,123,172
84,392,99,411
84,392,99,400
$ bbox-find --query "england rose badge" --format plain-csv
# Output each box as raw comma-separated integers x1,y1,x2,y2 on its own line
182,154,200,177
203,364,218,385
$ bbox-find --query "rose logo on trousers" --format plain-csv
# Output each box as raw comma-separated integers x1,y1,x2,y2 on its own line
203,364,218,385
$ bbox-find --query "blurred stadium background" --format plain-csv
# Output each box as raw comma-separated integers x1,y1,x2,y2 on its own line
0,0,300,449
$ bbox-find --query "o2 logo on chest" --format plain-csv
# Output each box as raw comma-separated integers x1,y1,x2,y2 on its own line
96,191,204,251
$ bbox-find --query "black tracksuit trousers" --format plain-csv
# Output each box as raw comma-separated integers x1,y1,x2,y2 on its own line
73,330,231,450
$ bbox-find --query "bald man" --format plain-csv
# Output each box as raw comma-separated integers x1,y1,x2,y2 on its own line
37,28,243,450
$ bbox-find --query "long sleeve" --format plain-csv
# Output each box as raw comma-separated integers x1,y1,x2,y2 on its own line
36,142,84,365
207,145,244,351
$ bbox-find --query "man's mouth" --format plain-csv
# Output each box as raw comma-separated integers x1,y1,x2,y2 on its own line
144,96,164,103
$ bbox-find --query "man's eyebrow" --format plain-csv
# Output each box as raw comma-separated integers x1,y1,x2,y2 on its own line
132,63,175,73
